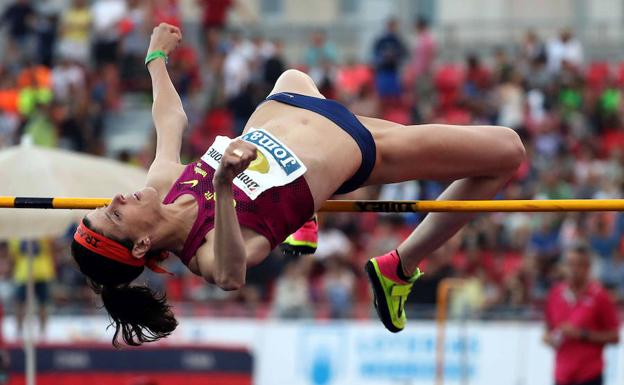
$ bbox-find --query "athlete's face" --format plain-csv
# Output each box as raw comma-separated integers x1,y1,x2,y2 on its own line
85,187,161,243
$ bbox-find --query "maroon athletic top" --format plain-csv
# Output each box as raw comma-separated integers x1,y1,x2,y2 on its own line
162,159,314,265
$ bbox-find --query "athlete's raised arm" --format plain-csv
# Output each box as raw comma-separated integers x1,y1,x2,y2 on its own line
203,139,258,290
146,23,187,164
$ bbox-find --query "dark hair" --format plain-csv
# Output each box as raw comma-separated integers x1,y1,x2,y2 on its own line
71,217,177,347
415,17,429,30
568,241,591,258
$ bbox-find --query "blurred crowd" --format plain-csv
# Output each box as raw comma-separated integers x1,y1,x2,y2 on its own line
1,0,624,332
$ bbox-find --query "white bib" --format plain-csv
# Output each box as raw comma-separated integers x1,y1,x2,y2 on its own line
201,128,307,200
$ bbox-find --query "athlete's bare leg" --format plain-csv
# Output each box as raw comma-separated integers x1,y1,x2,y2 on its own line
362,118,526,275
268,71,525,276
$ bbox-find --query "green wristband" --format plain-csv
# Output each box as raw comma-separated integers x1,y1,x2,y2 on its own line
145,50,168,66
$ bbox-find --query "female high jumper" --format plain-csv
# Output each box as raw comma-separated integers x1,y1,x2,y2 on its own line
71,23,525,346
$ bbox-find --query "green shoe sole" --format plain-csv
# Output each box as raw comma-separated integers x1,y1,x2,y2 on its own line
365,259,403,333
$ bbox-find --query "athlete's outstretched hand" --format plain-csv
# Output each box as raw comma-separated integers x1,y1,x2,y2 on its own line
213,140,258,186
147,23,182,56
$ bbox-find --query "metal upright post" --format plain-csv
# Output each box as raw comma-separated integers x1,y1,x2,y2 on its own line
25,240,36,385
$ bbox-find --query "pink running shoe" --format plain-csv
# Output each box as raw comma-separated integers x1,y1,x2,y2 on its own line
280,215,318,256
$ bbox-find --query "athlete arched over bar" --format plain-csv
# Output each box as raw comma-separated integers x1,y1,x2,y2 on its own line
71,24,525,345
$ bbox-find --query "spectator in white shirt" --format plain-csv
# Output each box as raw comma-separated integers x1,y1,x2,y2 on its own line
91,0,127,66
547,28,583,74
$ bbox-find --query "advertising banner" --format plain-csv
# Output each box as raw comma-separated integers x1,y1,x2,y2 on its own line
3,317,624,385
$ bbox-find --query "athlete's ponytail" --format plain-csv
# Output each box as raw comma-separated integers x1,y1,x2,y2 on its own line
96,283,177,347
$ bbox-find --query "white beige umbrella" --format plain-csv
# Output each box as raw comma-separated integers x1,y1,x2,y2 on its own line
0,141,147,385
0,142,147,239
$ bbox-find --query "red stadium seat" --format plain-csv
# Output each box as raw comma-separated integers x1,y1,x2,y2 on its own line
190,108,234,157
434,63,464,92
336,64,374,96
434,64,464,109
585,61,610,90
616,62,624,87
439,107,471,125
381,104,411,125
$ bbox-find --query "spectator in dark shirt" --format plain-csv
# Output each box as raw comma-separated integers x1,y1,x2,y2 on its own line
408,247,455,308
2,0,35,42
33,3,58,67
263,39,286,89
371,17,406,99
1,0,36,61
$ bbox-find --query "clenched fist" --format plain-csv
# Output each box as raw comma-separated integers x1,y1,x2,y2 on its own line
147,23,182,56
213,140,258,187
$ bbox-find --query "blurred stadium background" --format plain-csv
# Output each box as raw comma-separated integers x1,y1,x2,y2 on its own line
2,0,624,384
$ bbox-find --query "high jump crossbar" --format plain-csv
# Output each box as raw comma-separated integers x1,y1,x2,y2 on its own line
2,197,624,212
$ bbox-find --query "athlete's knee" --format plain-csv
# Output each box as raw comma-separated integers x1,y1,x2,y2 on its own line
280,68,308,79
278,69,314,86
494,126,526,172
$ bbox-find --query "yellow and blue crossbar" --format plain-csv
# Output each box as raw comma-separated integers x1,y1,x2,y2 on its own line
2,197,624,212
